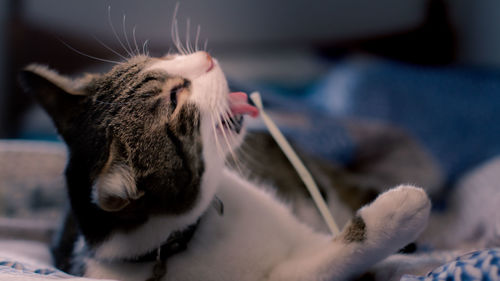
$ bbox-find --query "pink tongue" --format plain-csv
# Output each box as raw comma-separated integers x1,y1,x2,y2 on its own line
228,92,259,118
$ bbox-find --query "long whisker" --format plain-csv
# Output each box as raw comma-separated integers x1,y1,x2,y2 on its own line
171,3,181,54
223,111,248,164
222,110,238,132
218,111,244,173
210,114,225,160
186,18,192,54
204,39,208,52
142,39,150,56
167,46,174,56
91,34,128,60
173,19,181,54
195,25,201,52
218,114,234,158
58,38,120,64
174,19,187,55
233,140,264,169
221,109,247,154
132,26,140,55
224,130,246,171
122,14,135,56
108,6,134,57
171,3,187,55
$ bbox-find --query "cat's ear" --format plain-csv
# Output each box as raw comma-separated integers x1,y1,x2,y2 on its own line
20,64,87,96
18,64,89,130
92,140,144,212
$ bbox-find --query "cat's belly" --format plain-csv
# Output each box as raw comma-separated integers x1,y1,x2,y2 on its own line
166,169,329,281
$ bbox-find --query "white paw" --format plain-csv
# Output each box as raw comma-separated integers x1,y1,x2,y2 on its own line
359,185,431,247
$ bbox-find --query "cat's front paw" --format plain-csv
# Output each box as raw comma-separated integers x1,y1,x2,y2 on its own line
358,185,431,248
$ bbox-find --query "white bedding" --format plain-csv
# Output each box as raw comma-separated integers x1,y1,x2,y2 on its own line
0,240,115,281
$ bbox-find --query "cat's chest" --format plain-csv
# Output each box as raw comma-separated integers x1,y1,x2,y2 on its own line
166,173,312,280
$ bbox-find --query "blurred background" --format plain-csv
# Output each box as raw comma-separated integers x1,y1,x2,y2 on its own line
1,0,500,184
1,1,500,275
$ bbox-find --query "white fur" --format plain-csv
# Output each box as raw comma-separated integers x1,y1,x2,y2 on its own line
82,52,431,281
85,171,430,281
146,52,213,81
92,164,139,206
420,156,500,250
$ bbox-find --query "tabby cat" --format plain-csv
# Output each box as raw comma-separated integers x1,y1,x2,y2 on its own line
20,51,431,281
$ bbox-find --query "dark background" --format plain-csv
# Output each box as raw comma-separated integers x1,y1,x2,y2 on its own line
0,0,499,138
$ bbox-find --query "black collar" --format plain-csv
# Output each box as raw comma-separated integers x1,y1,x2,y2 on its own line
125,220,200,263
116,196,223,263
101,198,223,281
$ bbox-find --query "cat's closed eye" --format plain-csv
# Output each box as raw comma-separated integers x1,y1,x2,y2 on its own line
169,80,190,109
135,74,165,98
170,85,180,108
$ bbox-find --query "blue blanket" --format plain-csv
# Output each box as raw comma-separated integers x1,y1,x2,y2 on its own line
241,58,500,183
402,248,500,281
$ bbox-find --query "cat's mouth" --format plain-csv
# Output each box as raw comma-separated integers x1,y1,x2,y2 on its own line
217,92,258,134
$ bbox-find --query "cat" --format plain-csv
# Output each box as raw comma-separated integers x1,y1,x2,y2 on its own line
20,51,431,281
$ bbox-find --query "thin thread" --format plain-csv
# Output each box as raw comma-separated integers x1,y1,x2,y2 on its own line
250,92,340,237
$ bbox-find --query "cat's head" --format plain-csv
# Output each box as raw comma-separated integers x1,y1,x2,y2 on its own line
20,52,257,221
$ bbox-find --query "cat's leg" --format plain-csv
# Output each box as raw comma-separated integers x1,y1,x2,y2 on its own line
268,185,431,281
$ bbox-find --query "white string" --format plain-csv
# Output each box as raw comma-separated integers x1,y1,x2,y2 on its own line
250,92,340,237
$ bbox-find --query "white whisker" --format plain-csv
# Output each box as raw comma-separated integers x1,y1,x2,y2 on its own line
221,107,247,166
186,18,192,54
173,19,181,54
218,115,232,152
221,110,235,131
235,141,263,168
231,132,271,173
58,38,120,64
132,26,140,55
167,46,174,56
195,25,201,52
122,14,135,56
210,114,225,160
91,34,128,61
108,6,134,57
142,40,150,56
171,3,182,55
175,19,187,55
204,39,208,52
218,112,243,173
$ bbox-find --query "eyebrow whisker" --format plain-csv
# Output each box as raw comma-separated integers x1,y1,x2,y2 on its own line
186,18,192,54
195,25,201,52
142,39,150,56
108,6,134,57
122,14,135,56
58,38,120,64
132,26,141,55
91,34,128,61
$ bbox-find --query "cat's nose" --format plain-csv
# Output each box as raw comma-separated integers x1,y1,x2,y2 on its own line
203,51,212,61
204,52,214,72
